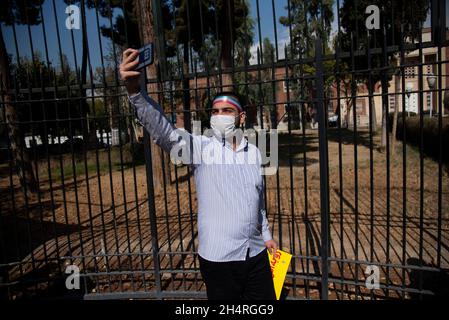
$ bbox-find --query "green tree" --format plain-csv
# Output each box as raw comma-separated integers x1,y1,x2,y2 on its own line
260,38,276,128
279,0,334,125
279,0,334,57
83,0,173,188
230,1,257,125
338,0,431,146
169,0,253,130
62,0,96,146
170,0,209,132
11,53,83,148
0,0,44,195
212,0,253,88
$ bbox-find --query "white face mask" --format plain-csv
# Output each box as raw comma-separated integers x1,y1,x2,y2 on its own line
210,115,238,138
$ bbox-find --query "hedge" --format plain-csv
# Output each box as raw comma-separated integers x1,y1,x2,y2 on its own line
391,115,449,163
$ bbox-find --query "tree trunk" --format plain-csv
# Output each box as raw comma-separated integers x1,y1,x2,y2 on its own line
0,30,38,196
182,43,191,133
366,81,378,133
380,77,388,148
139,0,170,189
391,70,400,156
80,0,98,148
345,99,351,128
220,0,234,88
370,96,377,132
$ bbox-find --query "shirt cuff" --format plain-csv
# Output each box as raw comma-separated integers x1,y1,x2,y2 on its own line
262,229,272,242
128,91,143,103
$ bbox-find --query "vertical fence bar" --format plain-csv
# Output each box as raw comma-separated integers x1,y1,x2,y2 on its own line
67,0,89,291
433,0,444,271
183,0,198,288
169,4,189,292
284,0,298,298
417,21,425,301
315,38,329,300
75,1,101,292
299,49,310,299
92,0,113,292
102,0,124,292
283,46,297,299
151,0,167,81
366,27,375,300
140,80,162,299
380,18,391,299
166,69,179,292
349,30,360,299
399,22,408,299
335,3,345,298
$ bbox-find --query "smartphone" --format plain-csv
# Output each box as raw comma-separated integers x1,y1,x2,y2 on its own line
135,43,154,70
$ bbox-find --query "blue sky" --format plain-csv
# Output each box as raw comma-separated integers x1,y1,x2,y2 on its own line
2,0,121,74
248,0,290,62
2,0,297,73
2,0,435,75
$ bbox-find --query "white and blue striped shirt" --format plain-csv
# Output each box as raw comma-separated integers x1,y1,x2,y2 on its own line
129,91,272,262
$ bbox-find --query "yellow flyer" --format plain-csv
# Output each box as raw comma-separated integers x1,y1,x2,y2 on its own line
267,249,292,300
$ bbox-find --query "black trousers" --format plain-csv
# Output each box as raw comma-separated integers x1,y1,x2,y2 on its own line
198,248,276,300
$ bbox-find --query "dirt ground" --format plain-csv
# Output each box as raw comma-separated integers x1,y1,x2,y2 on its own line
1,128,448,300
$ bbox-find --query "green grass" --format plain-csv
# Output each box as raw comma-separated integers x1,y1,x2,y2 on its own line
50,162,110,181
36,146,144,184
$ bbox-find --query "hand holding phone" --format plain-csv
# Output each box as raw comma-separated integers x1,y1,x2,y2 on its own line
120,44,154,95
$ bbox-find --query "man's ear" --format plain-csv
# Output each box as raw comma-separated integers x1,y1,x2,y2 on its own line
239,111,246,128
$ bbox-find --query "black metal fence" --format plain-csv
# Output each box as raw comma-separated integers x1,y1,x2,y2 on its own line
0,0,448,300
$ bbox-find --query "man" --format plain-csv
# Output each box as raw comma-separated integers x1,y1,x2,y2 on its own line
120,48,277,300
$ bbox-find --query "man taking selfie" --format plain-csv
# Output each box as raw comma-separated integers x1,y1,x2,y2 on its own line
120,48,277,300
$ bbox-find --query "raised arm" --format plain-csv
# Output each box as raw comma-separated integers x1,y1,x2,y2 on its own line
120,48,197,162
119,48,175,153
128,90,179,155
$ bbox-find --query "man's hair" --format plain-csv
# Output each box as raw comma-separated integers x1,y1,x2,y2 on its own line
209,90,246,112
